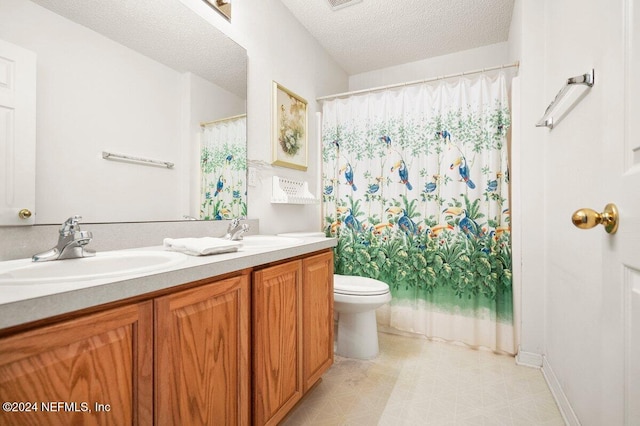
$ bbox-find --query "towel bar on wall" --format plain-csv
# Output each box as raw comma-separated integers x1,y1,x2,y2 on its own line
536,69,595,129
102,151,174,169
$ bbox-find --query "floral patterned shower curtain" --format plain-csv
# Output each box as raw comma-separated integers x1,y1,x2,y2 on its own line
200,115,247,220
321,72,514,353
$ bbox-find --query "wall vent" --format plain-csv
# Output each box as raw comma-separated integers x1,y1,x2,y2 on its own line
326,0,363,11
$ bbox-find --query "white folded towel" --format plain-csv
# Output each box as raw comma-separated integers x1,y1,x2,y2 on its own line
163,237,242,256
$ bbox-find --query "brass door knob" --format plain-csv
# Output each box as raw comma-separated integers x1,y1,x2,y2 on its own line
571,203,618,234
18,209,32,220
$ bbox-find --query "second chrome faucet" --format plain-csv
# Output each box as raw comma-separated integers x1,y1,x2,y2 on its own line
223,218,250,241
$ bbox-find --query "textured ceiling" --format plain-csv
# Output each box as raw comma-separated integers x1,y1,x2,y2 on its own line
30,0,247,98
280,0,515,75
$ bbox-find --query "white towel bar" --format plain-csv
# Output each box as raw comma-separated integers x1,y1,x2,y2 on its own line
102,151,174,169
536,69,594,129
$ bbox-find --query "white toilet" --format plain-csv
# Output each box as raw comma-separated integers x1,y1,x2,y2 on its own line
333,274,391,359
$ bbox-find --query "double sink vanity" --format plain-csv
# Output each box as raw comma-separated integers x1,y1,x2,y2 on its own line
0,232,336,425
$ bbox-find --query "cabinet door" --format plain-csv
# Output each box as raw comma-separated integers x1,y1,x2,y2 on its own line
302,251,334,392
253,260,303,426
155,274,250,426
0,301,153,425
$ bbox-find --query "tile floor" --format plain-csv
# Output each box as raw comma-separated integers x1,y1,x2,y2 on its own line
282,332,565,425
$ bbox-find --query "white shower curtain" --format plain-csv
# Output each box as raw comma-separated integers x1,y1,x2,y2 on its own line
322,71,515,353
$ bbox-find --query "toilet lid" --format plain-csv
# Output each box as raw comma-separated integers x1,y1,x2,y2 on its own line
334,274,390,296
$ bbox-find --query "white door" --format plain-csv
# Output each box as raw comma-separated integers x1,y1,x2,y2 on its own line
0,38,36,226
619,2,640,423
541,1,640,423
591,1,640,423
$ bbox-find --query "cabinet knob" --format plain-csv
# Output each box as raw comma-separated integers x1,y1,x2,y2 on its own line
18,209,33,220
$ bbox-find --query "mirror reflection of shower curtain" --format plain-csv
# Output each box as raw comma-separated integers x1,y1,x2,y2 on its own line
321,71,515,354
200,115,247,220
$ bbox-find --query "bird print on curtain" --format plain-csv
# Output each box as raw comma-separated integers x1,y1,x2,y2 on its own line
321,72,514,353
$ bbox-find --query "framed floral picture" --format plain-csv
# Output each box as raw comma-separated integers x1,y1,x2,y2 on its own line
272,81,308,170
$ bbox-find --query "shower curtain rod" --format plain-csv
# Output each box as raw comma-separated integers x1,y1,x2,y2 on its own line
316,61,520,102
200,113,247,127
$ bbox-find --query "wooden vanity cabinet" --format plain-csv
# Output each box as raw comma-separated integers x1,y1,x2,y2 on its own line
252,260,303,426
301,251,334,392
155,274,250,426
0,301,154,426
252,250,334,426
0,274,251,426
0,249,333,426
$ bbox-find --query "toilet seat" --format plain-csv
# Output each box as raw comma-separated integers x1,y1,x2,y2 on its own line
334,274,390,296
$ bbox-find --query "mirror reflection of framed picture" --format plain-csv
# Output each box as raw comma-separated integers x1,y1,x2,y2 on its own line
203,0,231,20
272,81,308,171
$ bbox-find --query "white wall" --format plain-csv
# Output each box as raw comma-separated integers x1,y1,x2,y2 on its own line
180,0,350,234
241,1,348,234
0,0,247,224
348,42,510,91
240,0,348,234
507,0,547,362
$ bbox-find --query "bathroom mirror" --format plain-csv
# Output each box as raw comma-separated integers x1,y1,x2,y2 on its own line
0,0,247,224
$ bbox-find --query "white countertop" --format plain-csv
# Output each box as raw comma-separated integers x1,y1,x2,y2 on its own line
0,236,336,330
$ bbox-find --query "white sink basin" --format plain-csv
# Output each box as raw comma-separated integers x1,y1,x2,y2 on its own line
240,235,303,250
0,250,188,285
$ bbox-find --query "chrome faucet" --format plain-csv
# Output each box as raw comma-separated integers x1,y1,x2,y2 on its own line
223,218,250,241
32,215,96,262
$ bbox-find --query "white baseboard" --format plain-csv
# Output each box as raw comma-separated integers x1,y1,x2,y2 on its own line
515,347,543,368
542,356,581,426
